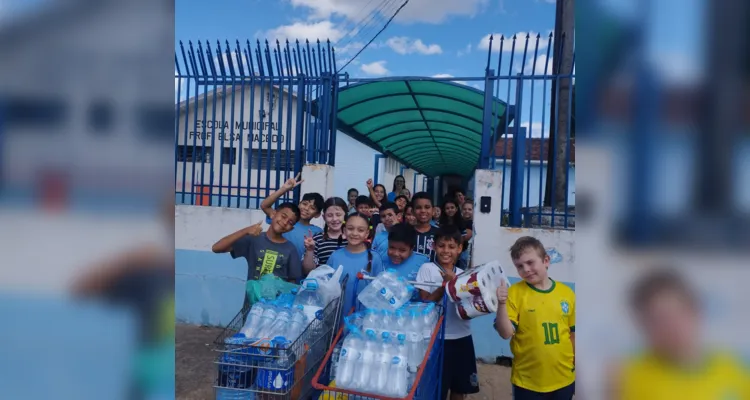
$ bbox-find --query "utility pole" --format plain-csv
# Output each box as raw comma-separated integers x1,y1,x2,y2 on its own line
543,0,575,210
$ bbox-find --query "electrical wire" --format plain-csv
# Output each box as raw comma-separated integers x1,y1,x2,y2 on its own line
337,0,409,73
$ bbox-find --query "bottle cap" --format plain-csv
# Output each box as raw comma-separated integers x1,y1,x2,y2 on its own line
382,331,390,339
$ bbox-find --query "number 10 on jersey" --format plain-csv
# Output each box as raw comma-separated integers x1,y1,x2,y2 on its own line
542,322,560,345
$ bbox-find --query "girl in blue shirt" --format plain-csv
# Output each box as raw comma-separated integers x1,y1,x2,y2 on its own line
327,213,383,317
387,175,406,202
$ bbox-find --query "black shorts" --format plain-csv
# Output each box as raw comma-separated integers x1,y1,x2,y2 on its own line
512,382,575,400
441,335,480,399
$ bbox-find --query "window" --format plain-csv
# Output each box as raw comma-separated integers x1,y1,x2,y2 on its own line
220,147,237,165
243,149,298,171
3,96,67,129
176,145,212,163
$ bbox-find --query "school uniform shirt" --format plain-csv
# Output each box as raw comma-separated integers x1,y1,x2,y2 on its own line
387,192,397,202
505,279,576,393
266,216,323,260
415,225,440,261
312,232,347,266
617,352,750,400
370,230,389,261
415,262,471,340
230,234,303,281
327,247,384,318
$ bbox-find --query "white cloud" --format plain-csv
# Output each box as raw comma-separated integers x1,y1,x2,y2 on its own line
478,31,551,54
457,43,472,57
288,0,489,24
361,60,389,76
264,20,345,43
431,74,468,86
386,37,442,55
520,121,546,138
516,54,554,75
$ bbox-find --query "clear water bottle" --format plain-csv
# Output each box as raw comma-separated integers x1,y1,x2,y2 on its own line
215,388,254,400
389,336,410,397
293,280,325,323
286,305,307,342
392,309,407,338
385,278,414,310
380,310,393,336
358,269,398,309
421,303,438,344
261,305,291,339
329,342,342,382
335,332,363,389
406,309,424,372
239,300,266,338
362,309,380,333
354,329,378,391
253,303,278,339
373,332,394,395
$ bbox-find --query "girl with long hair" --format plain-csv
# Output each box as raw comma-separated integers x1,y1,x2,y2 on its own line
388,175,406,201
439,197,473,243
327,213,384,317
302,197,348,271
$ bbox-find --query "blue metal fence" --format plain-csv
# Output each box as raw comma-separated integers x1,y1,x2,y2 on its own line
479,32,576,229
174,39,339,209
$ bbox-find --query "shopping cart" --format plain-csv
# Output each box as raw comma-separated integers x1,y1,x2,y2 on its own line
213,275,349,400
311,272,448,400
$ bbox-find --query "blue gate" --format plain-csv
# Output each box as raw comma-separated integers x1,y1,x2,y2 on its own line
174,39,340,208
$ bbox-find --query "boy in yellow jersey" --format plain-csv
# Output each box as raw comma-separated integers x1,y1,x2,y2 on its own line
611,268,750,400
494,236,575,399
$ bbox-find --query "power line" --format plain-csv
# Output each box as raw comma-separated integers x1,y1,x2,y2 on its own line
335,0,399,55
337,0,409,73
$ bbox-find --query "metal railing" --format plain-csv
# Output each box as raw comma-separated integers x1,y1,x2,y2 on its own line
481,32,576,229
174,39,339,209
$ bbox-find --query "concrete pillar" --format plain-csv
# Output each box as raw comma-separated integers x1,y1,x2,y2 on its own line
301,164,335,228
471,168,504,266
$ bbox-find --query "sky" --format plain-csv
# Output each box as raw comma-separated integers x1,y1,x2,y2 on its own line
175,0,564,138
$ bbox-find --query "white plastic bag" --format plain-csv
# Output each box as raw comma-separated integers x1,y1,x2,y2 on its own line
301,264,343,305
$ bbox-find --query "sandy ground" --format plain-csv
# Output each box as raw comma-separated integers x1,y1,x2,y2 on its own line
176,324,513,400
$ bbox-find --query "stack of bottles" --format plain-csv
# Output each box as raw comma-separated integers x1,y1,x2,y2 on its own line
331,303,439,397
358,269,416,310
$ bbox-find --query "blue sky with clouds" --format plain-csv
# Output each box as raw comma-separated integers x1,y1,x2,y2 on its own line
176,0,562,137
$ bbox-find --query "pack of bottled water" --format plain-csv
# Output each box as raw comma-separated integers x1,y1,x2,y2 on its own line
358,269,416,310
333,302,439,397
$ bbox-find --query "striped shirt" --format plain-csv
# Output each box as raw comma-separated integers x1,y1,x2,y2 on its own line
313,232,348,266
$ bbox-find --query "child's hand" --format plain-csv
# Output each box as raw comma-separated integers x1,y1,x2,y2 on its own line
439,268,456,282
366,178,374,189
282,173,304,191
496,279,508,304
244,222,263,237
303,229,315,251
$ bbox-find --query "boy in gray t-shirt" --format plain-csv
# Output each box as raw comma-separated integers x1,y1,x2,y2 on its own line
212,202,303,282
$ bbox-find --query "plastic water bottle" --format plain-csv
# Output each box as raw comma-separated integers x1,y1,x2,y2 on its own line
389,335,410,397
421,303,438,343
261,305,291,339
239,300,266,338
286,305,307,342
381,310,393,336
373,332,394,395
358,269,398,309
406,309,423,372
215,388,253,400
354,329,378,391
362,309,380,333
293,280,325,323
335,332,363,389
385,277,414,310
392,309,407,338
253,303,278,339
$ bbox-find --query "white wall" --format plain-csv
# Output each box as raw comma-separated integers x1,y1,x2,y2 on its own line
332,132,379,199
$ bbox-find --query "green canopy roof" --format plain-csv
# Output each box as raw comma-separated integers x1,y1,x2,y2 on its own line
327,79,514,177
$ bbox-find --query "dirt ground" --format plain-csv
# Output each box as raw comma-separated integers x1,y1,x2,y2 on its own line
176,324,513,400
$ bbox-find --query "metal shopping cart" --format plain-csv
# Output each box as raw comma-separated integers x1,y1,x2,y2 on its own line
213,276,349,400
311,272,448,400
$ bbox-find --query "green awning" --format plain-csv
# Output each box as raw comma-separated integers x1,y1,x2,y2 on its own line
328,80,514,177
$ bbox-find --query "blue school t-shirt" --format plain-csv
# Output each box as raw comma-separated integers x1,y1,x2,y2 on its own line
371,231,389,261
387,192,397,202
328,247,383,317
266,217,323,261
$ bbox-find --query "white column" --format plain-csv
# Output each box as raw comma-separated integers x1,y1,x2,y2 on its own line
301,164,335,228
471,169,504,266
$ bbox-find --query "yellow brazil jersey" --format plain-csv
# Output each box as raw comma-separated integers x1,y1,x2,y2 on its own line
618,352,750,400
507,279,575,393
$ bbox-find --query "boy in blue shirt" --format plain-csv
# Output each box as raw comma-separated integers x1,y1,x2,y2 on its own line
371,202,402,260
260,173,324,262
374,222,428,282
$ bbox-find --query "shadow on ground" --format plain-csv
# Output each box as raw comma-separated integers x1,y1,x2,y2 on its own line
176,324,513,400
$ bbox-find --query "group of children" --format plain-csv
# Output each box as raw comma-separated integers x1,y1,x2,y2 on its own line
211,173,578,400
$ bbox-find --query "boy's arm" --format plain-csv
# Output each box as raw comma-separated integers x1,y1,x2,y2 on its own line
301,231,316,274
260,173,303,219
494,280,517,339
211,222,262,253
416,264,453,303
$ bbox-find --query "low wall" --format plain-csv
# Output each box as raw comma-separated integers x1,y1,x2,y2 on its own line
175,204,576,360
